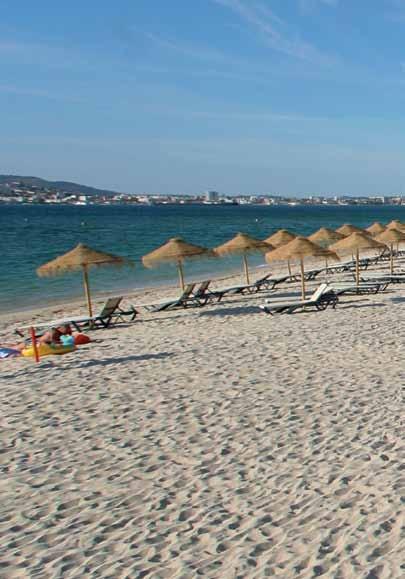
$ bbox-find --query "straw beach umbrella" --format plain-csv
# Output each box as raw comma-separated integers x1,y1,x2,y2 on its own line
264,229,297,276
265,236,339,300
308,228,346,272
386,220,405,232
330,232,385,286
142,237,213,291
264,229,296,247
37,243,134,317
308,227,345,246
375,228,405,273
336,223,367,236
214,232,273,284
366,222,385,237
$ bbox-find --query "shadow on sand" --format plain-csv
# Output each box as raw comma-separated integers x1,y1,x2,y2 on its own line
339,303,386,309
72,352,175,368
198,306,259,318
390,297,405,303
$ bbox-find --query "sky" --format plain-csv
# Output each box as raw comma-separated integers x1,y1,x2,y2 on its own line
1,0,405,195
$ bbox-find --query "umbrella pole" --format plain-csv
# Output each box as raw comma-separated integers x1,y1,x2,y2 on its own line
300,258,306,300
287,259,292,278
243,254,250,284
30,326,40,363
82,265,93,317
355,248,360,286
390,243,394,274
178,261,185,290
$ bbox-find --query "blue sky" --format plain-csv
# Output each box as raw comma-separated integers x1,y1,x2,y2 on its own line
1,0,405,195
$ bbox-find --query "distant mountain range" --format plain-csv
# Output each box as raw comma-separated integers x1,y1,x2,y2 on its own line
0,175,118,197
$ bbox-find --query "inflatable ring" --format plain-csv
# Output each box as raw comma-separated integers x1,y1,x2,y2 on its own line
22,343,75,357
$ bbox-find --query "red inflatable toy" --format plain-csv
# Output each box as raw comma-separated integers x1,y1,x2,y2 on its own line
74,334,91,345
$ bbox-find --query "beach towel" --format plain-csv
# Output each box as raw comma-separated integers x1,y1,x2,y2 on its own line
0,347,21,359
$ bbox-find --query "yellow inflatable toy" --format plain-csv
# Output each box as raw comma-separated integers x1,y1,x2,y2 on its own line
22,343,75,357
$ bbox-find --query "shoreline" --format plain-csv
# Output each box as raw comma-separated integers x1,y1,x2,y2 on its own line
0,260,257,317
3,202,405,318
0,248,382,325
0,262,273,326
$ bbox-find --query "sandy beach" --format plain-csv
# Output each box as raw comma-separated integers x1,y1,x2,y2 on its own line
1,264,404,578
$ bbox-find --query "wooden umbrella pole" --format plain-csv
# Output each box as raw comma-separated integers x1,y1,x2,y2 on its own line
355,248,360,286
178,260,185,290
300,258,306,300
390,243,394,274
243,254,250,284
287,259,292,278
82,265,93,317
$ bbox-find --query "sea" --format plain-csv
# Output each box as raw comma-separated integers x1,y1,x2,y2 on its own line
1,203,405,314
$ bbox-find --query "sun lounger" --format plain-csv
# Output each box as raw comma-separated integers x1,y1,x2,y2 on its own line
288,268,324,282
191,280,212,303
15,297,138,336
207,283,251,301
324,261,354,274
358,273,405,284
324,259,373,274
328,281,389,295
247,273,289,292
137,283,204,312
260,283,338,315
205,273,289,301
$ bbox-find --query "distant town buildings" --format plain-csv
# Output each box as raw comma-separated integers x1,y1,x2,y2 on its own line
0,178,405,207
204,190,220,203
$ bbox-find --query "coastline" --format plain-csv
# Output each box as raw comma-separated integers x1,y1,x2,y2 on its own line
0,248,378,325
0,262,267,320
4,202,405,316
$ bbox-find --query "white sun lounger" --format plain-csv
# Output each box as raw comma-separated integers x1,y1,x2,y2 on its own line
260,283,337,314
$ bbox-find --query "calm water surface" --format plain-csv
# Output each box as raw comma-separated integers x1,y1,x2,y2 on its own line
1,203,404,313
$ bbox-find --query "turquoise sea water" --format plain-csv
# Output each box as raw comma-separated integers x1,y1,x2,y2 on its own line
2,203,405,313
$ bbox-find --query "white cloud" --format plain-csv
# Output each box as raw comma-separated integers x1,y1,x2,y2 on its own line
0,39,109,72
299,0,338,9
213,0,337,65
0,84,85,103
140,30,246,68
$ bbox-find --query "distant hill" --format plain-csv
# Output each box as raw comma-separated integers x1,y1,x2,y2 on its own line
0,175,119,197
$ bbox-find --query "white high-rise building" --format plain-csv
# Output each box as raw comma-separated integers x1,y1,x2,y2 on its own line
205,190,219,202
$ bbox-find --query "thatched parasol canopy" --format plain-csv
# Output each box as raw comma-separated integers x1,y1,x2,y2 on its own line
263,229,297,277
264,229,296,247
330,232,385,285
265,236,339,299
142,237,213,290
366,222,385,236
375,228,405,273
375,228,405,245
214,232,273,284
214,232,271,256
386,219,405,232
308,227,345,246
335,223,367,236
37,243,134,316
